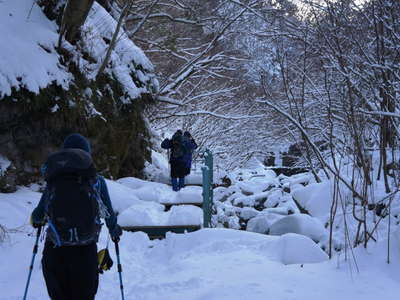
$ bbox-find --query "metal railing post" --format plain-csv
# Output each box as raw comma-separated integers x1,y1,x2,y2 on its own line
202,149,213,228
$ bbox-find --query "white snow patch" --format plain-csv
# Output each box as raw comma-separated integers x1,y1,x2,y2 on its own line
264,233,329,264
291,181,333,220
0,0,71,97
269,214,328,242
0,155,11,175
81,2,157,99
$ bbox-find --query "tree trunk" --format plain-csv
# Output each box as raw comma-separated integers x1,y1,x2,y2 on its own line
59,0,95,46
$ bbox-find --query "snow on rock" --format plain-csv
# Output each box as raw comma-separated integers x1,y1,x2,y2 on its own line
246,215,271,233
291,181,333,220
237,180,273,195
81,2,157,100
0,0,71,97
239,207,259,220
289,182,305,193
269,214,328,242
281,172,313,187
265,188,285,207
246,211,285,234
0,155,11,175
233,191,269,207
265,233,329,265
231,166,277,184
0,0,157,101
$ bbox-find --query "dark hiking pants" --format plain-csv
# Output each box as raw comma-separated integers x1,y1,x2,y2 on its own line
42,241,98,300
170,160,186,179
170,160,186,191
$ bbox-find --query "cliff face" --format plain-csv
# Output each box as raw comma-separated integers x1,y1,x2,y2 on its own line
0,0,158,192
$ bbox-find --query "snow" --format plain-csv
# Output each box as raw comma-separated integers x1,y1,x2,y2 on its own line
0,0,71,97
81,2,157,100
114,177,203,226
291,181,334,220
239,207,259,220
119,204,202,227
246,210,285,234
0,155,11,175
266,233,329,264
0,0,157,101
2,1,400,298
117,177,203,205
269,214,328,243
1,172,400,299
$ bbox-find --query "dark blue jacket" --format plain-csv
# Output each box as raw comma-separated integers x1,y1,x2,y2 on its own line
182,136,197,169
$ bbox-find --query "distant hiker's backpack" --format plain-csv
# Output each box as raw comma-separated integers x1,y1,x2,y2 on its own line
43,148,101,246
171,134,187,159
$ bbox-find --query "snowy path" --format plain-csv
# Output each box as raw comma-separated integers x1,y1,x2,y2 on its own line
1,184,399,300
1,227,399,300
97,229,400,300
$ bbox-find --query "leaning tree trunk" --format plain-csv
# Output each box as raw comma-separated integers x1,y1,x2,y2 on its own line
58,0,95,46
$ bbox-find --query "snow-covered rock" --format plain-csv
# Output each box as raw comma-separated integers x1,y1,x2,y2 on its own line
291,181,333,220
265,233,329,265
239,207,259,220
246,211,285,234
269,214,327,242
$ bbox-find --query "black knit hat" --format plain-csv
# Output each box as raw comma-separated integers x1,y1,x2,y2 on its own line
63,133,91,153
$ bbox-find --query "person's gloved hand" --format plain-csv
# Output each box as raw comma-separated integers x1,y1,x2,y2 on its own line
109,224,122,242
30,213,46,228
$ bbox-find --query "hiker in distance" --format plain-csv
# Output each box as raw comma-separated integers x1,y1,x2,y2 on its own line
30,133,122,300
183,131,198,176
161,130,197,191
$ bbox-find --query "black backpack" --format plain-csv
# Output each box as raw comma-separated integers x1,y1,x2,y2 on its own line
171,134,187,159
43,148,101,246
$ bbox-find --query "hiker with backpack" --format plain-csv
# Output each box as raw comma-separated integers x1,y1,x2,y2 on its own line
183,131,197,176
161,130,197,191
29,133,122,300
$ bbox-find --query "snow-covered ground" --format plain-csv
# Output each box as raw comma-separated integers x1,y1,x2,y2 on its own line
0,0,157,101
1,171,399,300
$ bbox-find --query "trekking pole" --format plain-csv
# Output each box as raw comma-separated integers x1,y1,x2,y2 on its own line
23,226,42,300
114,241,125,300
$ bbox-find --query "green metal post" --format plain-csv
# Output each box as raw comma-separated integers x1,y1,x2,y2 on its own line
202,149,213,228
